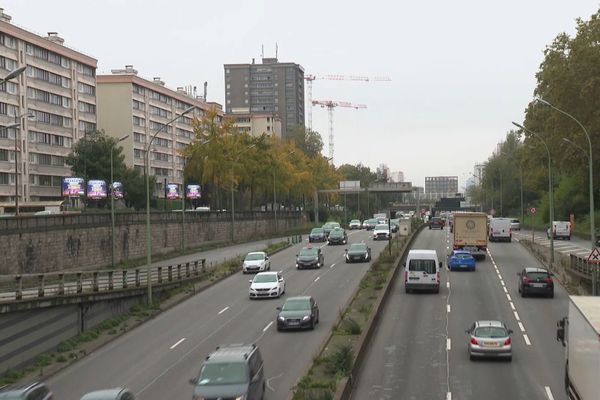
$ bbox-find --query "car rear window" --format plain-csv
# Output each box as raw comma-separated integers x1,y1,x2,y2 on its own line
454,253,472,259
245,253,265,261
350,244,367,251
525,271,550,280
197,362,249,385
311,228,324,234
408,259,436,273
282,299,310,311
299,248,318,257
473,326,508,338
253,274,277,283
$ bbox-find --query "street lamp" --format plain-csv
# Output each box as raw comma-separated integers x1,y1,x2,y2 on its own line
0,66,27,84
111,134,129,267
536,97,595,252
145,105,195,305
230,143,257,241
273,150,295,233
512,121,554,268
501,151,524,225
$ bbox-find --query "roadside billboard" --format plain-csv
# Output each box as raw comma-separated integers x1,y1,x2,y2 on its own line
87,180,107,199
112,182,124,199
62,177,85,197
166,183,180,199
186,184,201,199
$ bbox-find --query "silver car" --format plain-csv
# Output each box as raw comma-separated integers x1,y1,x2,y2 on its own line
466,320,513,361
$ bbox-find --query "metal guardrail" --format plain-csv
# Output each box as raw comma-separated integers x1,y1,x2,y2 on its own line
0,258,206,303
569,254,598,279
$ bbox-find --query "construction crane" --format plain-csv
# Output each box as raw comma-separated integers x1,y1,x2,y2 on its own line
305,74,390,130
312,100,367,162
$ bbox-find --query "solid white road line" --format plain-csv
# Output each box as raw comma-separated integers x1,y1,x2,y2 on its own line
263,321,273,332
314,276,320,282
518,322,525,332
523,334,531,346
218,306,230,314
544,386,555,400
446,338,451,351
447,304,451,313
169,338,186,349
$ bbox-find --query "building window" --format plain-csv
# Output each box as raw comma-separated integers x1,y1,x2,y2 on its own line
133,100,145,111
27,87,70,107
0,102,17,116
78,101,96,114
134,132,146,143
77,63,95,77
0,172,9,185
149,105,172,119
27,65,71,88
77,82,95,95
133,116,146,127
78,120,96,133
0,33,17,49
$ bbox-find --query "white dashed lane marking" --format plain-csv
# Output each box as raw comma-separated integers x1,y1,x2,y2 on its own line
523,334,531,346
263,321,273,332
544,386,555,400
218,306,229,315
169,338,186,349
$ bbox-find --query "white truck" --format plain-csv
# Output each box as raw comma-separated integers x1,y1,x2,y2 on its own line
548,221,572,240
557,296,600,400
489,218,512,242
452,212,488,260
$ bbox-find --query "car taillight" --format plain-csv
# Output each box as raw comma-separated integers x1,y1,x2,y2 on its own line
543,278,553,284
504,337,512,345
437,272,440,282
523,277,531,284
470,338,478,345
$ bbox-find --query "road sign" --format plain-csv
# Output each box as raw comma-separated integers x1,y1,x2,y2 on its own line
588,247,600,264
530,207,537,214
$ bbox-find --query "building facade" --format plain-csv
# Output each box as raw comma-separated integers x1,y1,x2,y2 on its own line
229,110,281,138
0,9,97,205
224,57,304,138
425,176,459,198
97,65,223,197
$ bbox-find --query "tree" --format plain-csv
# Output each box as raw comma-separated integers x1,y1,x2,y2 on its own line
288,125,324,158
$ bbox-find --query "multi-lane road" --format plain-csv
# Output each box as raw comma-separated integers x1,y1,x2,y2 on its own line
47,229,389,399
351,227,569,400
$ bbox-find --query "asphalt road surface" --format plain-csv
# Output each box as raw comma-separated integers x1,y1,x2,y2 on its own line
48,228,391,399
351,227,568,400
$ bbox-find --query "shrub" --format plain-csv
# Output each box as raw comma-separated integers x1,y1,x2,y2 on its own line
326,344,353,376
339,317,362,335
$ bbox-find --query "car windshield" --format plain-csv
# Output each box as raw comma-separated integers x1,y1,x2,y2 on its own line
330,222,340,228
375,224,388,230
368,219,377,224
350,244,367,251
409,259,436,273
311,228,324,234
473,326,508,338
253,274,277,283
282,299,310,311
330,229,343,236
525,271,549,280
299,248,318,257
453,253,472,259
351,220,360,224
511,219,519,223
245,253,265,261
197,362,248,386
323,223,333,230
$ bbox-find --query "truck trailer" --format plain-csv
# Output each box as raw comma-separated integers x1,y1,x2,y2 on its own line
452,212,488,260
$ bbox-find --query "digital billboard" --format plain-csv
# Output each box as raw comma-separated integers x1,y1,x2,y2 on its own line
166,183,180,199
87,180,107,199
62,177,85,197
112,182,124,199
186,184,201,199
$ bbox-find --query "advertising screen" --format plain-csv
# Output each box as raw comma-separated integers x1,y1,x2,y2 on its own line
166,183,180,199
186,184,201,199
62,177,85,197
112,182,124,199
87,180,107,199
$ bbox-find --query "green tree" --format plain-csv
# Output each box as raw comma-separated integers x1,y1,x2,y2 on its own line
288,125,324,158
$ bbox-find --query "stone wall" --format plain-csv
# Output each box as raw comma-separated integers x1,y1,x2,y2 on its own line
0,211,304,274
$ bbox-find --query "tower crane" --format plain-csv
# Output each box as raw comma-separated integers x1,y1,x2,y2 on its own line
305,74,390,130
312,100,367,162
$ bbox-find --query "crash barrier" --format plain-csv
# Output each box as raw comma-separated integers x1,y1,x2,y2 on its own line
288,235,303,244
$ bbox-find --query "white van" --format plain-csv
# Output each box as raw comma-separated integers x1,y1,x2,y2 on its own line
547,221,571,240
489,218,512,242
404,249,442,293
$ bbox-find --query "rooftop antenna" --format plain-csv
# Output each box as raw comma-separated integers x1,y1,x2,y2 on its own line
203,82,208,101
261,44,264,59
275,42,278,59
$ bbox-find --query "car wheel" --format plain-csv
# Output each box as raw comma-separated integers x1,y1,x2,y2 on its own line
548,291,554,298
470,354,476,361
345,259,349,263
310,318,315,330
405,287,410,293
521,290,526,298
276,325,282,332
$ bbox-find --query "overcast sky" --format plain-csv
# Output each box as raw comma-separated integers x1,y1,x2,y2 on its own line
4,0,598,189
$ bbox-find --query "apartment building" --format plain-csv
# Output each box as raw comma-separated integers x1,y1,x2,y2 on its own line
229,109,281,138
0,9,97,204
97,65,223,197
224,57,304,138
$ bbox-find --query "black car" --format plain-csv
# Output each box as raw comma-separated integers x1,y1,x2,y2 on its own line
518,267,554,298
296,247,324,269
276,296,320,331
0,382,53,400
345,243,371,263
364,219,378,230
429,217,444,229
308,227,327,243
327,228,348,245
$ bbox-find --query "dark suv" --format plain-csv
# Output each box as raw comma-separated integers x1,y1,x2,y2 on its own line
296,247,324,269
190,344,265,400
0,382,53,399
518,267,554,298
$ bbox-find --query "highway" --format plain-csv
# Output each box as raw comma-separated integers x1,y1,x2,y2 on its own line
351,227,569,400
47,229,389,399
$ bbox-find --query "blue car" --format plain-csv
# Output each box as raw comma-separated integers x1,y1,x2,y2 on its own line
447,250,476,271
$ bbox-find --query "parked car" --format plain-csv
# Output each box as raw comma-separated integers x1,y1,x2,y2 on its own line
509,218,520,231
345,243,371,263
447,250,476,271
242,252,271,274
429,217,444,230
249,271,285,299
466,320,513,361
80,388,135,400
308,227,327,243
296,246,324,269
517,267,554,298
348,219,361,230
276,296,319,331
190,344,265,400
372,224,391,240
0,382,53,400
327,227,348,245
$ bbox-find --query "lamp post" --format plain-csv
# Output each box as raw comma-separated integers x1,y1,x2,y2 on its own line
273,150,294,233
536,98,595,252
513,122,554,268
111,134,129,267
145,106,195,305
502,151,524,225
230,143,256,242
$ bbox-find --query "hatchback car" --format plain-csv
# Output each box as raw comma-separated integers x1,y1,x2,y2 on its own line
327,227,348,245
348,219,361,230
0,382,53,400
345,243,371,263
80,388,135,400
249,271,285,299
364,219,378,230
296,246,324,269
429,217,444,229
308,227,327,243
466,320,513,361
276,296,320,331
242,252,271,274
373,224,391,240
518,267,554,298
447,250,476,271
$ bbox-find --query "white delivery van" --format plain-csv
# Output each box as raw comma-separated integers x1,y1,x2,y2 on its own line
404,249,442,293
489,218,512,242
547,221,571,240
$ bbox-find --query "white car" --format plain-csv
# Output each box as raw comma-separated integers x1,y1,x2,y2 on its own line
249,271,285,299
242,251,271,274
373,224,391,240
348,219,361,230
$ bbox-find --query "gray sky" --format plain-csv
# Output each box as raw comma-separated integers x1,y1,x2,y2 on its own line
4,0,598,189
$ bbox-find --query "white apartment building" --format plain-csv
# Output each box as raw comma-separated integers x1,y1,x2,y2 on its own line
97,66,223,197
0,8,97,205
